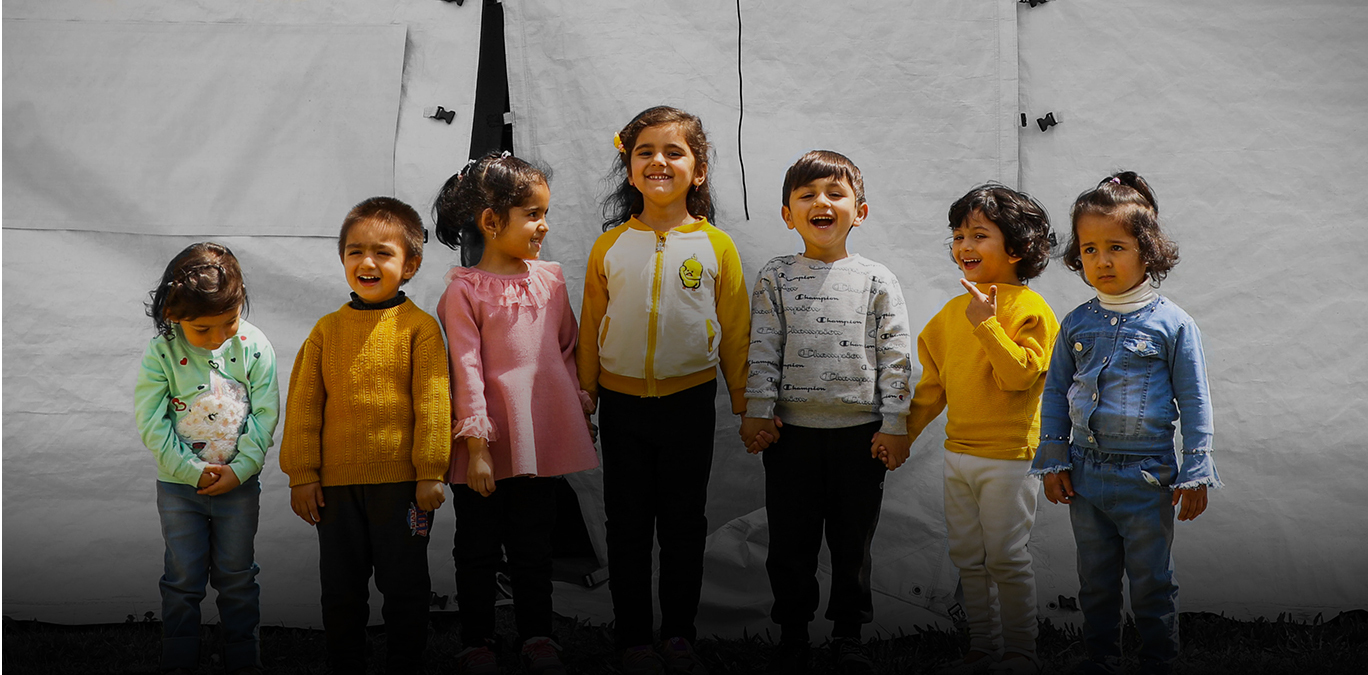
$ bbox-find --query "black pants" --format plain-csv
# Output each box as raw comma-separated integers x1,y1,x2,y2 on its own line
599,380,717,648
317,482,431,675
763,422,886,635
452,475,559,645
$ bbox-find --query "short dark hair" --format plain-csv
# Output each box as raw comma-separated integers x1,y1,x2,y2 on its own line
1064,171,1179,286
338,196,426,284
433,152,549,267
782,150,865,208
947,183,1054,282
602,106,715,231
146,242,248,338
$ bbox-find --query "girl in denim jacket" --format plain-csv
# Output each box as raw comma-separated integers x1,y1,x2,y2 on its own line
1031,172,1221,675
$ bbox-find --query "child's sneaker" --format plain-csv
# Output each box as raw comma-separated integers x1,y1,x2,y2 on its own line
521,636,567,675
454,639,500,675
766,639,811,673
622,644,667,675
658,636,710,675
830,636,874,675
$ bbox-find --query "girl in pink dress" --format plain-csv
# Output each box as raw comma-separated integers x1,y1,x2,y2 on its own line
433,152,599,675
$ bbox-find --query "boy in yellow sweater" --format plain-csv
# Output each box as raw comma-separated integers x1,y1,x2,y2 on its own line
280,197,451,675
905,185,1058,675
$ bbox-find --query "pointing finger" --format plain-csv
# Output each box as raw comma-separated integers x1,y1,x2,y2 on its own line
959,278,987,301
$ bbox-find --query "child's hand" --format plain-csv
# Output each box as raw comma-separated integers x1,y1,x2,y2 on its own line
290,482,326,525
740,416,782,455
196,466,220,489
585,413,598,442
197,465,242,496
1043,471,1075,505
416,480,446,512
1173,485,1208,521
466,438,497,497
960,278,998,326
871,433,911,470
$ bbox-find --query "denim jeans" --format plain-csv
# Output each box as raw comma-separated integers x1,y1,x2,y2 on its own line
156,475,262,671
1069,447,1179,672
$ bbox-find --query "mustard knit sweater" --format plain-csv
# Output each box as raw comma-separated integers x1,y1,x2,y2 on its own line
907,284,1059,461
280,300,451,487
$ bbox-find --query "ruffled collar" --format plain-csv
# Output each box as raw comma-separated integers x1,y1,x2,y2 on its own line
445,261,555,308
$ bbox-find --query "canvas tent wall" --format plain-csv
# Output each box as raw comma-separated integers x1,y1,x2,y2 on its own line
4,0,1366,634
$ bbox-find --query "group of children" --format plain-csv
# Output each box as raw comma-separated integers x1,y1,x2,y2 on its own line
135,105,1219,675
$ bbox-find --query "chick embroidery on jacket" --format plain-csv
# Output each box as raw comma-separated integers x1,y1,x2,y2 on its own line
679,255,703,290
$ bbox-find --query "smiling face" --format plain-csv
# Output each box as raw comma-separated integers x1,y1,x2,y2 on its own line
627,123,705,211
481,180,551,271
1075,212,1148,294
783,176,867,263
342,218,419,304
172,307,242,351
952,210,1022,285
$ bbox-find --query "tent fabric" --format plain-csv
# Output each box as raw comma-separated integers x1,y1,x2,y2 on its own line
2,20,405,236
503,0,1021,636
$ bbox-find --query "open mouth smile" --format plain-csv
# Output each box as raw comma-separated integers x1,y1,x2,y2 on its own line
809,215,835,229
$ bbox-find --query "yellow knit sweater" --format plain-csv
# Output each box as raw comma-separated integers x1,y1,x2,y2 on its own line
280,300,452,487
907,284,1059,461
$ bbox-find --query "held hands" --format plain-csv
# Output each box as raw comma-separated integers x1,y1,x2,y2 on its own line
871,433,911,470
415,480,446,512
1173,485,1209,521
466,438,497,497
960,278,998,326
196,465,242,496
1043,471,1075,505
739,416,782,454
291,482,326,525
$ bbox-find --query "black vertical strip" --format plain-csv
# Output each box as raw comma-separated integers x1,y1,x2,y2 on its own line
736,0,750,220
469,0,511,158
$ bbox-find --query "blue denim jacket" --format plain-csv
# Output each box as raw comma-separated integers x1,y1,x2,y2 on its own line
1029,296,1221,489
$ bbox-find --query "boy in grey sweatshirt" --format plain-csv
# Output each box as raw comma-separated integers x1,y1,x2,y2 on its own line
740,150,915,674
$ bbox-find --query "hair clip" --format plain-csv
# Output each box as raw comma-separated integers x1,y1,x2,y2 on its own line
1107,177,1121,185
457,157,479,179
613,133,625,154
499,150,512,159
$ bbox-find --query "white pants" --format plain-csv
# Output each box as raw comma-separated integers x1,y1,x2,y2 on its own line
944,450,1040,658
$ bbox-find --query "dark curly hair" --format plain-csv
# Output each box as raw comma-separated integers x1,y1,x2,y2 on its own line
433,152,549,267
601,106,714,231
1063,171,1179,286
947,183,1054,282
145,242,248,339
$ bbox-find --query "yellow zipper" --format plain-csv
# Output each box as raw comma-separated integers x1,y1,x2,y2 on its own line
644,232,666,396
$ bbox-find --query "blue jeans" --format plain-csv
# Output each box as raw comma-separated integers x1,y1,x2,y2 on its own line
1069,447,1178,673
156,475,262,671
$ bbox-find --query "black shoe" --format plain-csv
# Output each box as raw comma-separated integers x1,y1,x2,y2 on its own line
767,639,811,674
830,637,874,675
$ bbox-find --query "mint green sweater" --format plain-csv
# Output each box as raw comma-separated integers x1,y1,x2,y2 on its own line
134,320,280,485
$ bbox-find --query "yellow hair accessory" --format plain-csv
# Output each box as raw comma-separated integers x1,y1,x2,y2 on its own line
613,133,625,154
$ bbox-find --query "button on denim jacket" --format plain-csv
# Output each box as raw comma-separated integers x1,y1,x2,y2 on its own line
1029,296,1221,489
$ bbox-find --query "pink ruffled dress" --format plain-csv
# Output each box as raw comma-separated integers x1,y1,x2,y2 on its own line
437,260,599,482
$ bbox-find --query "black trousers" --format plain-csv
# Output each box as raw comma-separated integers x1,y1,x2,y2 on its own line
317,482,431,675
762,422,886,635
599,380,717,648
452,475,559,645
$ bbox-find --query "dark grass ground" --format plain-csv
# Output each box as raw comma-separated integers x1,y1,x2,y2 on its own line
6,608,1368,675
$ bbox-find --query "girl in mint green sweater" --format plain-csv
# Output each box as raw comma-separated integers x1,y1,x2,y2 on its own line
134,242,278,675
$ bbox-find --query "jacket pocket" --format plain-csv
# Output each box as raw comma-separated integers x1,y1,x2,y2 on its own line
598,316,611,349
706,319,716,352
1122,336,1163,359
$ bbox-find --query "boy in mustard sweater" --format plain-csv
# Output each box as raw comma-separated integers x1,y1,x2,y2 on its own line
280,197,451,675
905,185,1058,675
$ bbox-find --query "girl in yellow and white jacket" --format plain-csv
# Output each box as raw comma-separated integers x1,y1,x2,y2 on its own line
576,106,748,675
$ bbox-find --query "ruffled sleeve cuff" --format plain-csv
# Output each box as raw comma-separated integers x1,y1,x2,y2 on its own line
452,415,500,443
579,390,596,415
1029,438,1072,476
1174,447,1223,489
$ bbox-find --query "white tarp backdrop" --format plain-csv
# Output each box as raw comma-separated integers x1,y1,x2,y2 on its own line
3,0,1366,636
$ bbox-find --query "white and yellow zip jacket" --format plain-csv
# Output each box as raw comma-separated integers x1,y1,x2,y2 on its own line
577,217,750,414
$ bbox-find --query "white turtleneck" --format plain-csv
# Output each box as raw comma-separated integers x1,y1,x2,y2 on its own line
1097,282,1156,314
